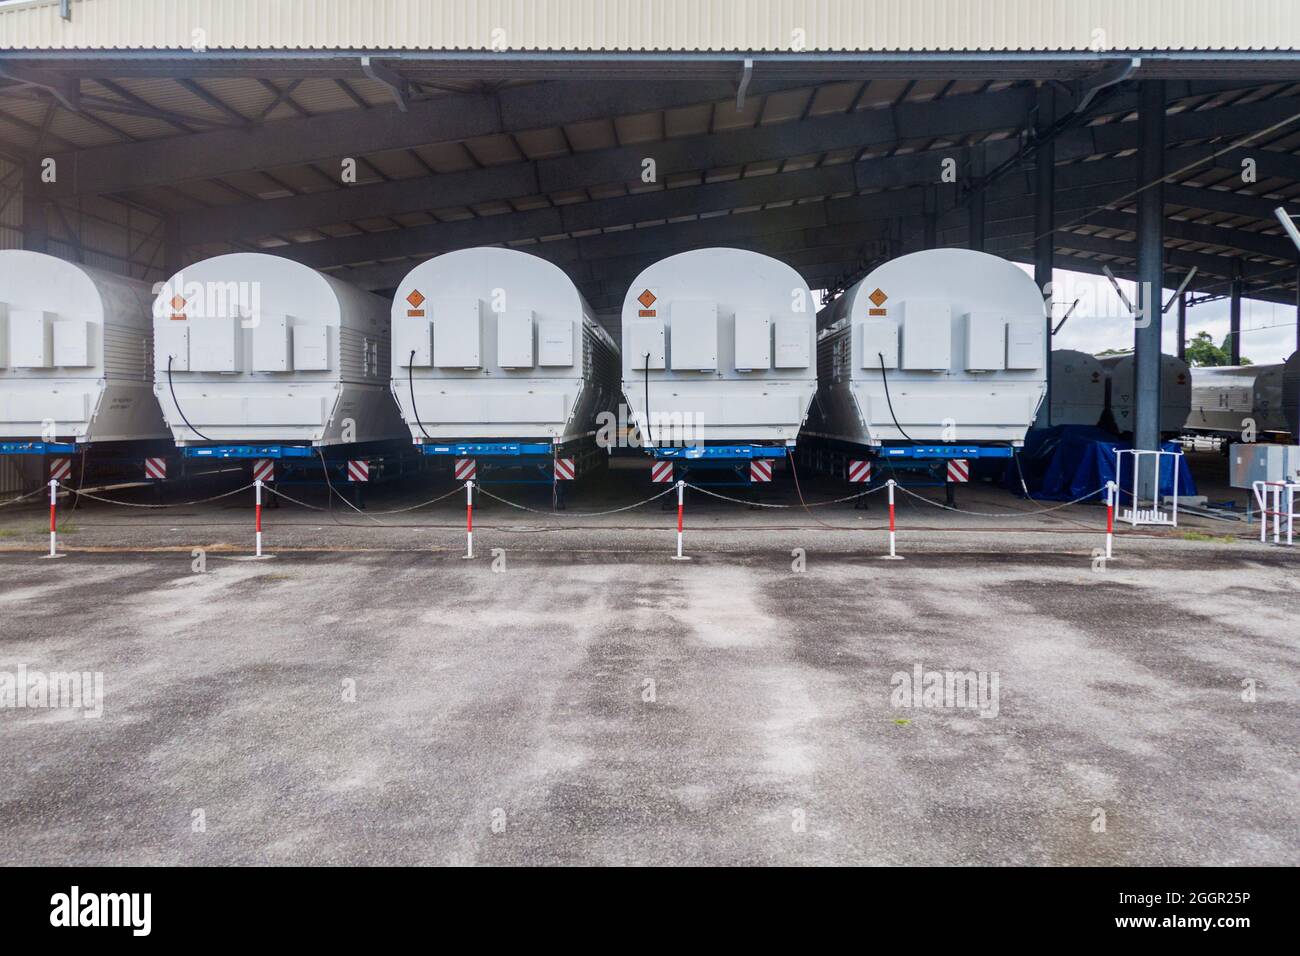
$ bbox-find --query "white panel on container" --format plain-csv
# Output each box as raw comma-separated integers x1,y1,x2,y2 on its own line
859,319,898,369
899,301,951,370
434,298,484,368
669,300,718,371
963,312,1006,371
252,313,292,372
734,308,771,370
1006,317,1044,369
538,318,574,367
774,318,809,369
497,309,535,368
627,319,665,370
0,306,10,368
293,325,330,371
190,317,243,373
394,317,431,367
155,322,189,372
53,319,92,367
9,309,53,368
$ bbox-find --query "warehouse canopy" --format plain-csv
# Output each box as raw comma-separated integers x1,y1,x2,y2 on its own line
0,0,1298,317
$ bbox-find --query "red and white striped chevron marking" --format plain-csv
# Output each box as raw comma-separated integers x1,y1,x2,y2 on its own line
750,459,773,483
650,460,674,483
946,459,970,483
848,459,872,483
454,458,476,481
144,457,167,480
347,460,370,482
554,457,576,481
252,459,275,483
48,458,71,481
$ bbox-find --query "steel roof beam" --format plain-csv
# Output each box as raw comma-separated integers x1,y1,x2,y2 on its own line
173,89,1035,245
169,87,1292,247
39,77,814,199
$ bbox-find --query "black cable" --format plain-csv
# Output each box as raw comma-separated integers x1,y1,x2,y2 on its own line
642,352,652,449
408,351,433,440
167,355,211,441
877,352,916,443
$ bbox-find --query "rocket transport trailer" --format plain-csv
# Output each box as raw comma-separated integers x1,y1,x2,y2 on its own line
1098,352,1192,437
804,248,1048,501
0,250,174,490
619,247,817,488
1035,349,1107,429
1185,360,1293,441
389,247,620,506
153,253,412,500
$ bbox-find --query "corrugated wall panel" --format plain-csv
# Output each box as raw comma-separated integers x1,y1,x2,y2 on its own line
0,157,21,252
1,0,1297,52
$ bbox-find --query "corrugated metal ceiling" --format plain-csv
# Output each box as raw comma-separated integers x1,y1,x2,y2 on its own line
1,0,1297,53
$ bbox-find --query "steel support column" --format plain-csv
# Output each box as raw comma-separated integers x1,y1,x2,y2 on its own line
21,160,47,254
164,217,184,278
968,146,986,252
1135,80,1165,498
1177,291,1187,361
1229,266,1243,365
1034,86,1056,427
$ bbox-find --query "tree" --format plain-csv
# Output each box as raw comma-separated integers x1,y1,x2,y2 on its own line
1184,331,1250,366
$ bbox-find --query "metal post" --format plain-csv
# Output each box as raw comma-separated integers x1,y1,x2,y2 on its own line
671,479,690,560
1134,79,1165,501
1176,292,1187,362
1035,86,1056,427
45,478,59,558
1229,268,1243,365
882,479,903,560
255,478,263,558
1105,480,1116,560
464,479,474,559
1295,264,1299,356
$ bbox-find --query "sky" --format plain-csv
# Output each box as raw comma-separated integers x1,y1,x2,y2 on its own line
814,264,1299,364
1017,264,1299,365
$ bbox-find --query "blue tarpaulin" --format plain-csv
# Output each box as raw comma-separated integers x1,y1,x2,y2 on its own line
1006,425,1196,502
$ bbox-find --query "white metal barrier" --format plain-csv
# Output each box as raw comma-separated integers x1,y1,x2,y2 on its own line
1114,448,1181,527
1252,480,1299,546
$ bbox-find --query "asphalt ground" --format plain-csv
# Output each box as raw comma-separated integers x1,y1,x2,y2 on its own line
0,451,1295,865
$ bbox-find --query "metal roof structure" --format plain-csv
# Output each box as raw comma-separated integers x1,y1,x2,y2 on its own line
2,0,1298,54
0,0,1298,319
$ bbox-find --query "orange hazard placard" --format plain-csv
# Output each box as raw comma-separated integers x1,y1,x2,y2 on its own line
406,289,426,318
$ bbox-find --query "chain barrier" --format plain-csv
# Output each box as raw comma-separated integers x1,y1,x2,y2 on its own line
474,483,678,517
265,481,465,517
894,483,1108,518
56,480,257,509
682,482,887,508
0,485,50,508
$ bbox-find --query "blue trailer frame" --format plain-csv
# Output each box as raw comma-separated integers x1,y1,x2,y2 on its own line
182,441,422,507
797,437,1019,507
416,437,602,509
642,443,789,489
2,439,180,499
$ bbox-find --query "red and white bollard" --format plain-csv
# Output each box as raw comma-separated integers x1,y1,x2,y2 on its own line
1105,480,1116,560
881,479,903,560
254,478,265,557
671,479,690,561
464,479,474,559
41,478,64,560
